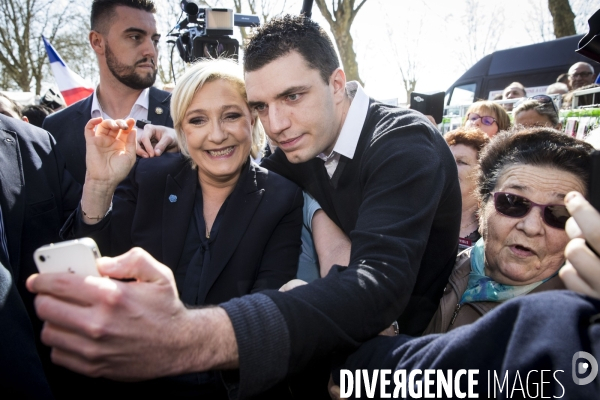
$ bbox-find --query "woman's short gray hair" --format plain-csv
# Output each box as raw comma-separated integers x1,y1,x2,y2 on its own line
170,58,266,163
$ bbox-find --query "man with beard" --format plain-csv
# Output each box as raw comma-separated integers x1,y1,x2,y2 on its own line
43,0,174,185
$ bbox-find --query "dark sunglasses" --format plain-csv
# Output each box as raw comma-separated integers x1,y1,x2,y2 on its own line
492,192,570,230
467,113,496,126
514,95,558,114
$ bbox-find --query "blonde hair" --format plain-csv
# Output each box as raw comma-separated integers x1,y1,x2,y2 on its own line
170,58,265,163
464,100,511,132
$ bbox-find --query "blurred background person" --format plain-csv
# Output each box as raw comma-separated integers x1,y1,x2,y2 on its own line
513,95,561,129
0,92,22,119
444,128,489,251
464,100,511,138
424,128,592,334
21,105,53,128
556,72,570,89
502,81,526,111
568,62,595,90
546,82,569,96
562,83,600,109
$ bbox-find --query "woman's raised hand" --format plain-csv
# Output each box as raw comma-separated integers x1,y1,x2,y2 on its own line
84,117,137,187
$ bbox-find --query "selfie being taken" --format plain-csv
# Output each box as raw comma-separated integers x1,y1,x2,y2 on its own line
2,0,600,399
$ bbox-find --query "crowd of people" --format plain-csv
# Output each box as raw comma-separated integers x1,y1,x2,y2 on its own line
2,0,600,399
499,61,598,109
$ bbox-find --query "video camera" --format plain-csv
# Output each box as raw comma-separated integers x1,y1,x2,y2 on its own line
170,0,260,63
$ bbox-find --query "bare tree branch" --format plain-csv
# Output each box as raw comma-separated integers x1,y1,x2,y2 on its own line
314,0,367,85
0,0,95,94
457,0,505,71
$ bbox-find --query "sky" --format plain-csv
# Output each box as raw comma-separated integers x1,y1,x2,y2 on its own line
210,0,600,103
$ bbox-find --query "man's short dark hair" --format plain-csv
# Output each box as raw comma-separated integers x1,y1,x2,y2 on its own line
22,105,53,128
244,15,339,84
91,0,156,33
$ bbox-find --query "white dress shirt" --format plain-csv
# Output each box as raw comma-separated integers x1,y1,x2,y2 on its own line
91,87,150,121
317,81,370,178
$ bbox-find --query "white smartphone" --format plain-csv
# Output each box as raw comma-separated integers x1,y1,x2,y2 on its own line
33,238,101,277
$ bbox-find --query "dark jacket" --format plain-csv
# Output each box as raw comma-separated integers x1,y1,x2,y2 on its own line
62,153,303,306
42,87,173,185
423,247,566,335
0,115,82,399
334,291,600,399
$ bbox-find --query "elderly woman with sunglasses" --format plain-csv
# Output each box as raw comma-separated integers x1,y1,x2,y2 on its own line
423,127,594,334
513,95,562,130
463,100,511,138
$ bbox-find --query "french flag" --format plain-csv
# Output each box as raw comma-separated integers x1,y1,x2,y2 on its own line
43,36,94,106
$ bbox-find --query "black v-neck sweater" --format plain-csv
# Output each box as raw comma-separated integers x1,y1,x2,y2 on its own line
223,101,461,397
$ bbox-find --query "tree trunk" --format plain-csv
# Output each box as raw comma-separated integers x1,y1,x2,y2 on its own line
548,0,576,38
314,0,366,86
332,24,363,85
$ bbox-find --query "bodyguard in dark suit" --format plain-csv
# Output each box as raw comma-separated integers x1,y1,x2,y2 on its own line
43,0,174,185
0,114,81,398
43,87,172,185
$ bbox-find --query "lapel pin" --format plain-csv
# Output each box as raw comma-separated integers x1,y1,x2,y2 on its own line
155,107,164,115
169,194,177,203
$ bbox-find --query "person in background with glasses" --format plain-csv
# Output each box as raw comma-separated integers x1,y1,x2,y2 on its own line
568,62,596,90
422,127,593,334
463,100,511,138
513,95,562,130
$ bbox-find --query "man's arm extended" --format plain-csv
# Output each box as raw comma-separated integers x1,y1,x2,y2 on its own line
28,114,458,398
27,248,238,379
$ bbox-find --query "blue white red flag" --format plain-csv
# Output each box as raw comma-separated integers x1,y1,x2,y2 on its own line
42,36,94,105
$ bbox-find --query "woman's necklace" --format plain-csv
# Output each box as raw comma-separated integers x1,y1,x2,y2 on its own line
204,210,211,239
205,220,211,239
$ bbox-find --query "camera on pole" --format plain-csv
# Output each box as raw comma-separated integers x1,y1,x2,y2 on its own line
170,0,260,63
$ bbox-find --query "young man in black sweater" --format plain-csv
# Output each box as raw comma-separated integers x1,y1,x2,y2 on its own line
27,15,461,398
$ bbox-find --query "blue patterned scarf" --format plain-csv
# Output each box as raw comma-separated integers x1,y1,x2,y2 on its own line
460,238,556,304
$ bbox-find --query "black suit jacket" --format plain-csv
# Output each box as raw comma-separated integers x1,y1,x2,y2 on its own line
0,115,82,399
63,153,303,305
42,87,173,185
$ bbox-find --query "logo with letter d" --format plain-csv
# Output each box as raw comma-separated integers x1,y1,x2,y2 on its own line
572,351,598,385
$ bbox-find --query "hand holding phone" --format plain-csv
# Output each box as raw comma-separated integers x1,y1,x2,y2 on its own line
33,238,101,277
